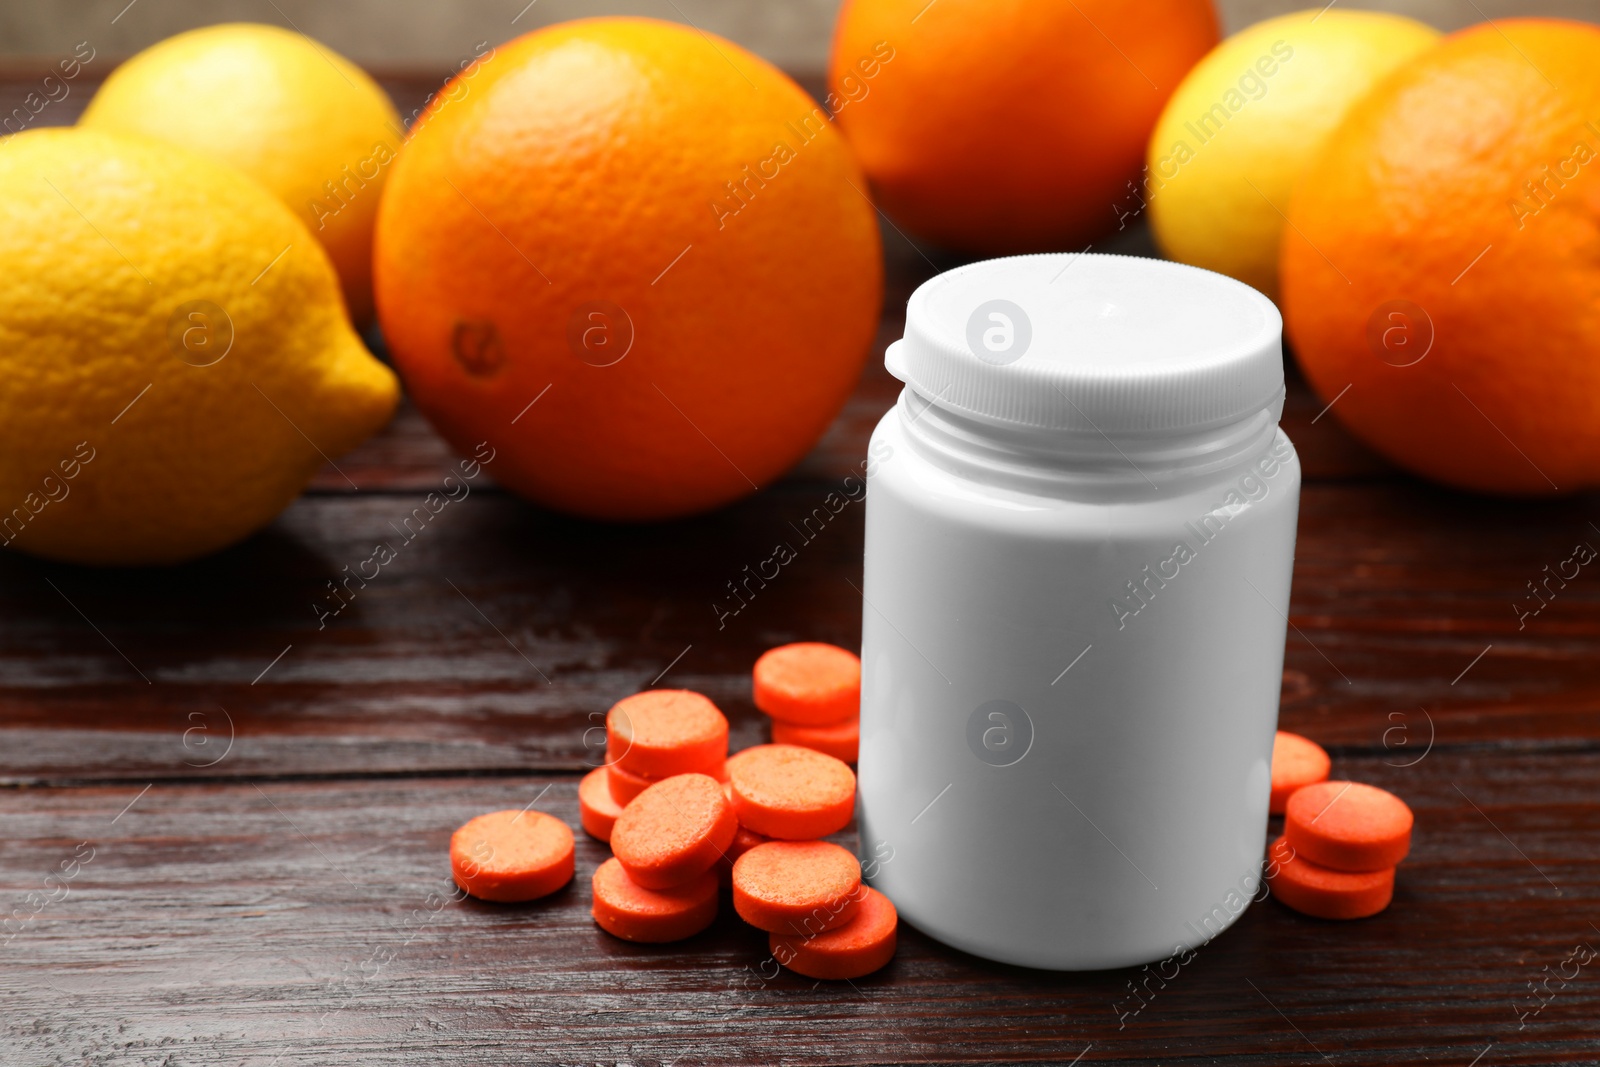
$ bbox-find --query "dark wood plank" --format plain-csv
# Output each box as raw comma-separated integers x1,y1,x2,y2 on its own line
5,479,1599,783
3,750,1595,1065
0,484,860,783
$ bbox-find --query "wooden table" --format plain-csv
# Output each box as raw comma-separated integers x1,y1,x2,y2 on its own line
4,69,1598,1067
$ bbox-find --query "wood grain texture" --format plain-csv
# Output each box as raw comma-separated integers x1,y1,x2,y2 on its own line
3,752,1597,1066
5,480,1599,783
2,68,1598,1067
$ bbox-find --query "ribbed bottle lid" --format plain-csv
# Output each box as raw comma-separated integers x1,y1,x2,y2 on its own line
888,253,1283,433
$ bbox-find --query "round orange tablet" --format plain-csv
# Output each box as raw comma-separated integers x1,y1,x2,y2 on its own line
770,885,897,980
1285,780,1413,872
450,808,574,902
726,744,856,840
607,761,657,806
606,690,728,779
579,766,626,842
591,857,719,943
753,643,860,726
611,773,738,889
733,840,862,935
772,717,859,763
1265,836,1394,920
1270,731,1331,814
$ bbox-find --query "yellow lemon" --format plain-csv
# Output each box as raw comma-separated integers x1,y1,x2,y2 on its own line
80,22,401,323
1146,9,1439,299
0,128,398,565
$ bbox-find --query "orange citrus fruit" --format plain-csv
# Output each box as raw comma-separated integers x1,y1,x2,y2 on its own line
1282,18,1600,495
829,0,1219,253
374,17,883,520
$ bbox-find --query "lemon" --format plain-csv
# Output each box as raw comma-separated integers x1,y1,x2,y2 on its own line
0,128,398,565
1146,9,1439,299
80,23,401,323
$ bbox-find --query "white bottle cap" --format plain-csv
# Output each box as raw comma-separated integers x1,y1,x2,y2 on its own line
886,253,1283,433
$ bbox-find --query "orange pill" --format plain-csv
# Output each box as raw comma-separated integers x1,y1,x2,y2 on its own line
606,689,728,779
717,824,772,885
733,840,862,935
1265,836,1394,920
607,761,657,805
1270,730,1331,814
726,744,856,840
579,766,625,843
591,857,719,943
772,716,859,763
1285,780,1413,871
770,885,897,980
611,773,738,889
450,809,574,903
753,643,860,726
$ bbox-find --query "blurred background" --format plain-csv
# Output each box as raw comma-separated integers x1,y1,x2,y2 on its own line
5,0,1598,71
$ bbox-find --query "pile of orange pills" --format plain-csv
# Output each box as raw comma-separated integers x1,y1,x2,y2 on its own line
449,642,896,980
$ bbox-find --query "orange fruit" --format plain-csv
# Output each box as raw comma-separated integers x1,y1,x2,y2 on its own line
374,18,883,520
1282,18,1600,495
829,0,1219,253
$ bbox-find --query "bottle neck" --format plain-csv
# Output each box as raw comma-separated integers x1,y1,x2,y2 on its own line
895,385,1285,501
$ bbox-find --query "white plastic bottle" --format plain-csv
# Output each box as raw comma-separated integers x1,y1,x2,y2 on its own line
857,253,1299,971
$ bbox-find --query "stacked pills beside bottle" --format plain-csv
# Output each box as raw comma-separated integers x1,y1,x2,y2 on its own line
752,642,861,763
1266,731,1414,919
